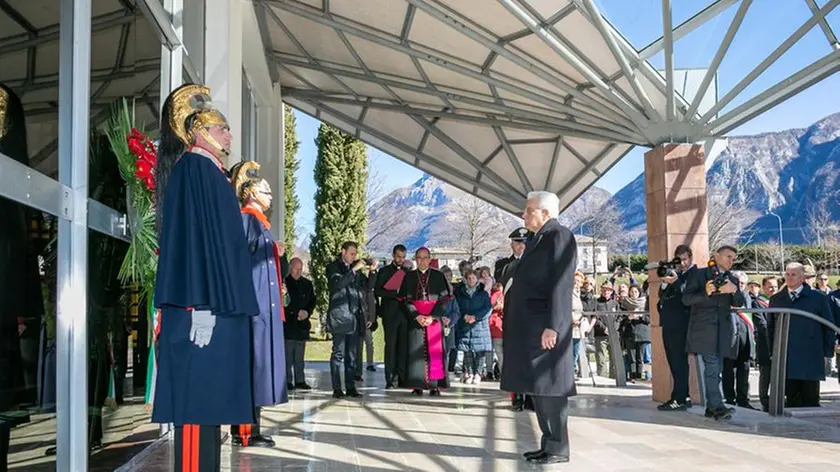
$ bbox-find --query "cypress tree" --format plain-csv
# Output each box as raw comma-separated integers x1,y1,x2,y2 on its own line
310,124,368,322
283,105,300,251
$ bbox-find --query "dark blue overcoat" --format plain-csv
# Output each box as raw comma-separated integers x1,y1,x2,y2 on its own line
242,212,288,407
153,152,259,426
768,285,836,382
454,284,493,353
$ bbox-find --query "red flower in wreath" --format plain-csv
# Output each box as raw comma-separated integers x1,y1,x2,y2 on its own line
127,128,158,191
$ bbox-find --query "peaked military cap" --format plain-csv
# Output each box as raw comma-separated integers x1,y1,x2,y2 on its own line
508,227,533,241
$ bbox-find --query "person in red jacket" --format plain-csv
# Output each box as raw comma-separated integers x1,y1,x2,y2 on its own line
489,282,505,380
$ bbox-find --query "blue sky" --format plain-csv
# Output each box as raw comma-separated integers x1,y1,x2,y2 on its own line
290,0,840,235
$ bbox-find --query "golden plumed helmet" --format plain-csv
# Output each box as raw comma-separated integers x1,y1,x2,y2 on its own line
0,86,9,140
230,160,263,203
164,84,229,151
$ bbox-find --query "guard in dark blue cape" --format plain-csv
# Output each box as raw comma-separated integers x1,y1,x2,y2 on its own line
153,84,259,472
227,161,289,448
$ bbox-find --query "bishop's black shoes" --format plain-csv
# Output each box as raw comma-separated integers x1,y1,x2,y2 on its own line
429,388,441,396
526,452,569,465
411,389,423,396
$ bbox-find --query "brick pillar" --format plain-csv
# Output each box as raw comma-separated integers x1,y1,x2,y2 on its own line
645,144,708,404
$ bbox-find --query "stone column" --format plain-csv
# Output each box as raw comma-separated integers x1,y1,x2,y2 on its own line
645,144,708,404
204,0,243,165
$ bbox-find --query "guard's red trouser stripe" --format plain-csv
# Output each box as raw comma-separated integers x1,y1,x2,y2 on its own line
182,424,200,472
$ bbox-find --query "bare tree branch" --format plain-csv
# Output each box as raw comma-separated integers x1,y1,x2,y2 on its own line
707,186,757,251
453,196,505,260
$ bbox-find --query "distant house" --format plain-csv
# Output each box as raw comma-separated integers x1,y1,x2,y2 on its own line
575,235,609,274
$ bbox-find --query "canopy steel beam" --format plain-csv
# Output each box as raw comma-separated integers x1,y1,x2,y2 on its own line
0,1,37,34
139,0,201,82
711,49,840,135
406,0,633,126
568,0,690,114
138,0,180,48
264,5,359,99
275,59,647,143
0,10,136,55
639,0,739,60
556,143,617,202
686,0,751,120
699,0,840,127
660,0,675,121
256,2,281,82
803,0,839,48
544,137,563,190
287,97,523,209
265,0,638,139
493,126,533,192
563,140,597,174
499,0,651,133
580,0,661,122
282,87,618,137
10,61,161,92
407,114,528,198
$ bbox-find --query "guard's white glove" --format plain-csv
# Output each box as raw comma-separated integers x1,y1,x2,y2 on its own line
190,310,216,348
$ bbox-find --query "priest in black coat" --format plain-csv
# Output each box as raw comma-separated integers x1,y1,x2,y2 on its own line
501,191,576,466
399,247,452,396
375,244,408,388
153,84,259,472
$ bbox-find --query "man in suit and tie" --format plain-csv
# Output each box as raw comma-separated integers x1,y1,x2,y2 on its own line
501,191,577,466
769,262,835,407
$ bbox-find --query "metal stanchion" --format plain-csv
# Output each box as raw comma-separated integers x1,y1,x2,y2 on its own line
768,312,790,417
583,311,649,388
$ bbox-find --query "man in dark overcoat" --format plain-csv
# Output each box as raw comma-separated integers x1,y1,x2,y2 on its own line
494,227,534,410
768,262,835,407
325,241,368,398
501,191,576,466
682,245,744,421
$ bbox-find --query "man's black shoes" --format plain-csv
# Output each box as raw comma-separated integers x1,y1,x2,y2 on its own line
526,452,569,465
332,389,345,399
657,399,691,411
346,389,363,398
295,382,312,390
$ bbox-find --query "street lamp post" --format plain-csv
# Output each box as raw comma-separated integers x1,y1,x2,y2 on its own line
768,211,784,274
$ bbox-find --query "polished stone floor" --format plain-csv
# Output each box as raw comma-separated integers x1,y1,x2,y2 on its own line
125,362,840,471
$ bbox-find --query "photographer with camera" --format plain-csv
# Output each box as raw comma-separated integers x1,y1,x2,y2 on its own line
325,242,370,398
655,245,696,411
682,245,745,421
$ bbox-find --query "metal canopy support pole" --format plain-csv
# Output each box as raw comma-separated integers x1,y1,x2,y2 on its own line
56,0,91,469
686,0,752,120
698,0,840,127
711,49,840,135
580,0,661,122
498,0,650,132
661,0,675,122
639,0,739,60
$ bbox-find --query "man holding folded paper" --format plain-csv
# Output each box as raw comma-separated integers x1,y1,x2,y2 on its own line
399,247,452,396
375,245,409,389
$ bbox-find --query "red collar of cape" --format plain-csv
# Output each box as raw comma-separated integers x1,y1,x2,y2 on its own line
242,204,270,230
